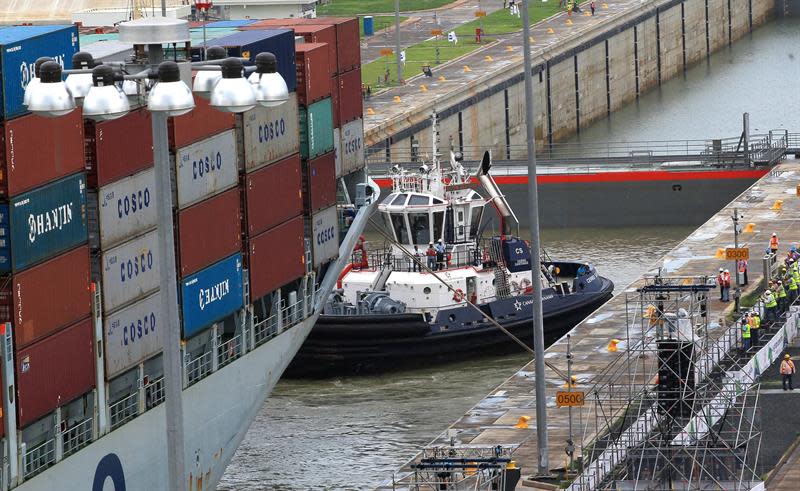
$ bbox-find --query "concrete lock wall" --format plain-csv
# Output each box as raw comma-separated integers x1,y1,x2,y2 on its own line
367,0,776,159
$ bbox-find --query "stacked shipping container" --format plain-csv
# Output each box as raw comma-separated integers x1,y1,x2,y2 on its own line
0,19,363,440
0,25,94,430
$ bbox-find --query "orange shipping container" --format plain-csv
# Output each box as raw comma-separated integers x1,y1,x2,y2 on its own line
177,186,243,277
247,216,306,302
15,317,95,427
0,246,91,349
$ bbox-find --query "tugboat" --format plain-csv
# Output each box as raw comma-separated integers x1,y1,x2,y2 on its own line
288,116,614,377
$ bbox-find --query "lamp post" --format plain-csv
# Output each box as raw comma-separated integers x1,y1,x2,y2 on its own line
24,19,288,491
520,0,550,477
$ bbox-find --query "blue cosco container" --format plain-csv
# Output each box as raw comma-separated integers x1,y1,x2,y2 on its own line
181,253,244,338
195,29,297,93
0,25,79,120
4,172,88,272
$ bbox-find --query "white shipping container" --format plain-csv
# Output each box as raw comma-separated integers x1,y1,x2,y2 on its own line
98,167,157,249
174,129,240,209
333,127,342,177
101,229,161,313
311,205,340,268
103,291,165,378
241,93,300,172
340,118,365,176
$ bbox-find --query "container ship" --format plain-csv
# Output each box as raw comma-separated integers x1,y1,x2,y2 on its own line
0,18,372,490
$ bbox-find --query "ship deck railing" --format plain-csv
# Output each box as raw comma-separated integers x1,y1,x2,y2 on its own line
109,391,140,430
217,333,243,369
22,438,55,480
185,350,214,387
351,245,486,274
62,417,93,458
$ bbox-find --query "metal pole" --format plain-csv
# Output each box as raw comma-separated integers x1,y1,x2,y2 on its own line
566,334,574,471
395,0,403,83
149,44,187,491
161,0,167,17
733,207,740,311
520,0,550,476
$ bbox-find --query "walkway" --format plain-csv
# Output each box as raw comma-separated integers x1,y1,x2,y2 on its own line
363,0,663,140
360,0,507,64
377,159,800,487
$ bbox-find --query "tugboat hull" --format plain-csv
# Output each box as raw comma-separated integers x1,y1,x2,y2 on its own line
287,276,614,377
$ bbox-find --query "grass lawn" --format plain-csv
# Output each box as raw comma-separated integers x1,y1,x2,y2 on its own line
359,15,409,37
318,0,453,15
454,2,563,37
361,38,490,88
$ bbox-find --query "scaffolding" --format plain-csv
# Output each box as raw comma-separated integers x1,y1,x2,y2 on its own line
390,443,522,490
567,274,764,491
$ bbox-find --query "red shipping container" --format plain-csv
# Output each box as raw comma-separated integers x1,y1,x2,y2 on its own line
337,68,364,125
0,110,85,198
15,317,95,427
169,96,235,149
293,25,338,77
247,216,305,302
177,186,242,278
85,108,154,188
296,43,332,106
0,246,91,349
245,154,303,236
243,19,310,29
330,75,341,128
302,17,360,73
307,152,337,213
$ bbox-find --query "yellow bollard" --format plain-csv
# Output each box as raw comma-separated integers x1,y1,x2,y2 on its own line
529,36,535,43
715,248,726,259
393,95,401,103
514,415,531,429
505,45,514,52
744,223,755,233
366,107,375,115
607,339,620,352
463,65,472,72
547,27,555,34
602,2,609,7
772,200,783,211
562,375,578,388
484,55,493,61
420,85,428,92
438,75,446,81
584,10,591,16
566,18,573,26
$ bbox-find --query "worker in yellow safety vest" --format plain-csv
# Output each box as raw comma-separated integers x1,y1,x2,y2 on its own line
764,290,778,323
748,310,760,346
777,281,788,313
788,274,798,304
741,319,751,351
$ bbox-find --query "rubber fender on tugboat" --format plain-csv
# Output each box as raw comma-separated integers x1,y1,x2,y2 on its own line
312,314,431,338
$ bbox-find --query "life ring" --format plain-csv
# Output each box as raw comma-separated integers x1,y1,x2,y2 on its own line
453,289,465,302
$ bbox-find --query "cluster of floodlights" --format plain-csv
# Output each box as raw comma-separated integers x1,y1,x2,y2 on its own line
23,46,289,120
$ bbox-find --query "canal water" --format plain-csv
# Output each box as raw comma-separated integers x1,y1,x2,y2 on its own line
218,16,800,491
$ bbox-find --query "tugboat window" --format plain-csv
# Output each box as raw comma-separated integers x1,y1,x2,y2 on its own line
433,211,445,242
423,287,431,294
391,213,410,243
409,213,430,244
408,194,429,206
433,197,444,204
469,207,483,238
391,193,408,206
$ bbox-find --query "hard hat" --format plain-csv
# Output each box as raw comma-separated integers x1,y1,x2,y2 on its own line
724,269,729,273
779,280,783,284
773,233,778,236
766,290,772,294
786,354,791,359
429,242,433,245
719,267,724,272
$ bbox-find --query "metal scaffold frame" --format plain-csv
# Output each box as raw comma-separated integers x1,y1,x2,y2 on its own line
567,274,764,491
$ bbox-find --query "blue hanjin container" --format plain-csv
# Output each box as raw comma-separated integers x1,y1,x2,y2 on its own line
194,29,297,93
181,253,245,338
0,25,79,121
363,16,374,36
204,20,258,28
4,172,88,273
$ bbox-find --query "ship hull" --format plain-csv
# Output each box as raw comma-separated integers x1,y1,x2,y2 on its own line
287,277,613,377
17,314,316,491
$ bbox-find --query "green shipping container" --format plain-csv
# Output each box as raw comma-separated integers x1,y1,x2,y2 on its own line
299,98,334,160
